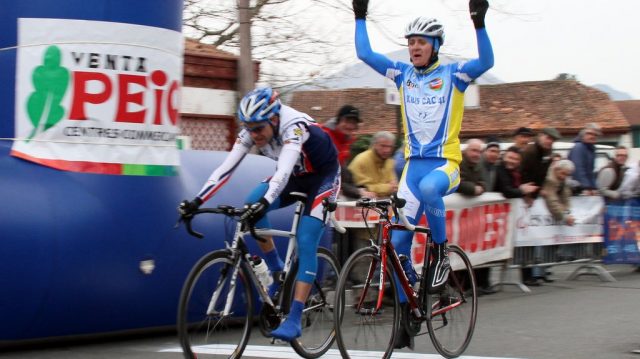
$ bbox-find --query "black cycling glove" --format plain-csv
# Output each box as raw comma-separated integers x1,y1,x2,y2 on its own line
241,198,269,223
469,0,489,29
178,197,202,218
353,0,369,19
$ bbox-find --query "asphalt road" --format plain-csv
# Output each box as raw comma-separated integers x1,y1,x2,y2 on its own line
2,263,639,359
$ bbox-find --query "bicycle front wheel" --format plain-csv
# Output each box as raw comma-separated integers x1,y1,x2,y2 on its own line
288,247,341,358
177,250,253,359
334,246,399,359
426,244,477,358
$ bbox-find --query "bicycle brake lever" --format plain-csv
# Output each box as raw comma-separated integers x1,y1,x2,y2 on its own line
182,215,204,239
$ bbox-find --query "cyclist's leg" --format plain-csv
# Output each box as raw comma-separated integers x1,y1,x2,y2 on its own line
271,165,339,341
246,181,284,273
420,159,460,292
393,158,425,303
271,215,324,341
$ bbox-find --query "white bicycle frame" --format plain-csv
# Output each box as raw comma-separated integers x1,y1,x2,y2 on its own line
207,192,307,317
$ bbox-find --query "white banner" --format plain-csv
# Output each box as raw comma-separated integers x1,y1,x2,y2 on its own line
512,196,604,247
11,18,183,175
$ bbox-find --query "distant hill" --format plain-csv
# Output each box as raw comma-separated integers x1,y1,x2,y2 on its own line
591,84,633,101
282,49,502,96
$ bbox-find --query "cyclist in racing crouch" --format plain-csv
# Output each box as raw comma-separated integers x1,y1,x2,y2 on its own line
352,0,494,348
179,87,340,342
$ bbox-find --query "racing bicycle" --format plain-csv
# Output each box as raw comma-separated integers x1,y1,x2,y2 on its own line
328,195,477,358
177,192,340,359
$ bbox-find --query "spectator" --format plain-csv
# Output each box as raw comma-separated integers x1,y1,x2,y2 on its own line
457,138,493,294
522,127,561,198
597,146,628,201
481,139,501,192
520,127,560,285
568,123,602,195
619,160,640,200
512,127,535,151
320,105,361,166
348,131,398,197
457,138,485,196
542,159,577,269
551,152,562,163
340,166,376,200
494,146,538,199
542,159,576,226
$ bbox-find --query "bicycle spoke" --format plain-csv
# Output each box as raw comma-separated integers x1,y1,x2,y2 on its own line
335,247,399,359
178,252,253,359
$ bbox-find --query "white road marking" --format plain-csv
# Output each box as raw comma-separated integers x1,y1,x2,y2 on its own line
160,344,524,358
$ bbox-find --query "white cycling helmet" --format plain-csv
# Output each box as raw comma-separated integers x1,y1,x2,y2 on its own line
404,17,445,45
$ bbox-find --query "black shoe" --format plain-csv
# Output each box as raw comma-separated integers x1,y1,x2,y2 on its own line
536,276,554,283
427,241,450,294
523,278,540,287
393,324,415,350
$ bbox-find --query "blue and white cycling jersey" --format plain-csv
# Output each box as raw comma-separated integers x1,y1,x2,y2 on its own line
355,19,494,164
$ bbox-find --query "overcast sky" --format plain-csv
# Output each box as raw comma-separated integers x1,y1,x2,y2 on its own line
353,0,640,99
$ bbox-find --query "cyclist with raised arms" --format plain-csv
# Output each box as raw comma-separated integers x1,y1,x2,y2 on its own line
179,87,340,342
352,0,494,348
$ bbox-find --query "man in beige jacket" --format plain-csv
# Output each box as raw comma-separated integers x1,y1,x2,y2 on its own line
348,131,398,197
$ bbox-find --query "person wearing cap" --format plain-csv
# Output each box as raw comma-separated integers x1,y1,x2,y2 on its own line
512,127,535,150
520,127,561,286
320,105,361,167
568,123,602,195
481,138,501,191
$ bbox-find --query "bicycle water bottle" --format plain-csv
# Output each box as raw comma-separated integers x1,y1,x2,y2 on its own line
399,254,418,286
251,255,273,292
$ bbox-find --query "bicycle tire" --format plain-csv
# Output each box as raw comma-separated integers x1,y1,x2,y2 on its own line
425,244,477,358
282,247,339,358
177,250,253,359
334,246,400,359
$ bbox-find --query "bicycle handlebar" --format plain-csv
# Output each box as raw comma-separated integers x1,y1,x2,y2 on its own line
326,194,416,232
176,205,265,240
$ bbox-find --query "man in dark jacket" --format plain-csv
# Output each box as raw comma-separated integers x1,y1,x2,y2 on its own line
568,123,601,195
458,138,485,196
481,139,500,192
521,127,561,198
520,127,560,286
494,146,538,199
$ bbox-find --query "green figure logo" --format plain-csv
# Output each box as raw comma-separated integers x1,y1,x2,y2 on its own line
26,45,69,141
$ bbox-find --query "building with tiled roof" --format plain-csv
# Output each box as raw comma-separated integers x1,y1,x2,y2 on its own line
615,100,640,147
289,80,630,142
180,38,259,150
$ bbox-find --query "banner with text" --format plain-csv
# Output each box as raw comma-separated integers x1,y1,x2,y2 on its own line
11,18,183,176
334,193,514,269
603,199,640,264
512,196,604,247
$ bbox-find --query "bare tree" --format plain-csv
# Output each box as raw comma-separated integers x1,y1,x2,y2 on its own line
183,0,355,91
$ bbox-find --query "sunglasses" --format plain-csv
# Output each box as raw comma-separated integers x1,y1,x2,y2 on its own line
244,123,269,133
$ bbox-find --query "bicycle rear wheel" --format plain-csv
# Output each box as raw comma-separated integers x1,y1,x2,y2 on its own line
177,250,253,359
425,244,477,358
288,247,341,358
334,246,399,359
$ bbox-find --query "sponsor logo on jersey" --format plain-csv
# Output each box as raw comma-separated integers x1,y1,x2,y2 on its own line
293,127,303,136
429,78,443,90
406,79,419,90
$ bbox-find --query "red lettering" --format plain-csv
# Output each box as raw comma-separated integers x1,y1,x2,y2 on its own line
151,70,167,125
166,80,180,125
69,71,112,120
115,74,147,123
